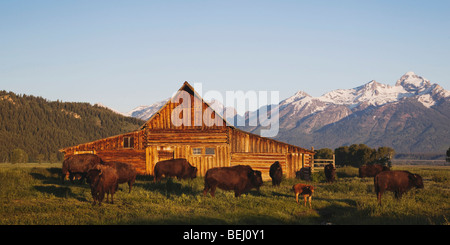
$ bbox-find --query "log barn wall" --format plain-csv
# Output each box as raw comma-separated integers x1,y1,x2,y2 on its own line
60,131,147,174
229,128,314,179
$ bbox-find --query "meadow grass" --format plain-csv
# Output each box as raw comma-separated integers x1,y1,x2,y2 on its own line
0,163,449,225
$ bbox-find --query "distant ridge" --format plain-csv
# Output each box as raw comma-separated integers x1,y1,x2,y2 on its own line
0,91,144,163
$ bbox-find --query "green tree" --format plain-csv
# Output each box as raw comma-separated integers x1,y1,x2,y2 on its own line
335,146,350,166
335,144,392,167
10,148,28,164
375,146,395,167
348,144,376,167
315,148,334,159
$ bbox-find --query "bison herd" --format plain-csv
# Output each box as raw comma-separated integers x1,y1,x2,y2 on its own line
61,154,423,207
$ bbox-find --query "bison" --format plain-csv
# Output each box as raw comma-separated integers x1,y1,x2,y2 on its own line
374,170,424,206
324,163,336,183
292,183,314,208
154,158,197,182
359,164,390,178
296,167,312,181
102,161,137,193
61,154,104,184
86,164,119,206
203,165,263,198
269,161,283,186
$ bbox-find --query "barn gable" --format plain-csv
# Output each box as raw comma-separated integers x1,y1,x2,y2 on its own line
141,82,231,131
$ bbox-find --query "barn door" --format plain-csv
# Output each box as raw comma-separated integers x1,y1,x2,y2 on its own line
157,146,174,162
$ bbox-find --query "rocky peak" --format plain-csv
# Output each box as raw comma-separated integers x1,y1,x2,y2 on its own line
395,71,432,93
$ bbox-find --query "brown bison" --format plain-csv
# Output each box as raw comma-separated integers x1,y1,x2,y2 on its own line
269,161,282,186
61,154,104,183
154,158,197,182
359,164,390,178
292,183,314,208
86,164,119,206
203,165,263,198
102,161,137,193
296,167,312,181
324,163,336,183
374,170,424,206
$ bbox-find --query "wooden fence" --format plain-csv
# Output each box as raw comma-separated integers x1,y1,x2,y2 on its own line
312,155,335,172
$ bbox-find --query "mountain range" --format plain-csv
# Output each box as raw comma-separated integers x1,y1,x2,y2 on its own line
126,72,450,153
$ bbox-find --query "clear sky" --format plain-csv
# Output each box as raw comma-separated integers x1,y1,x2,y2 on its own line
1,0,449,113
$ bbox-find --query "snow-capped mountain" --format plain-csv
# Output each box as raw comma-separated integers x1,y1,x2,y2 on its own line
282,71,448,115
125,99,169,121
245,72,450,153
273,72,450,130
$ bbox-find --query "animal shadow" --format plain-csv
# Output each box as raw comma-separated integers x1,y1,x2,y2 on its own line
138,178,200,197
29,167,62,185
34,185,74,198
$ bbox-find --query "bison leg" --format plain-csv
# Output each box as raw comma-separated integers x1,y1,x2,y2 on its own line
128,180,135,193
308,195,312,208
210,186,216,198
295,193,299,204
91,194,97,206
303,195,307,207
203,186,209,197
395,190,405,200
61,172,68,184
110,191,114,204
91,190,98,205
377,191,383,206
69,173,75,183
234,191,241,198
154,173,161,183
97,191,105,206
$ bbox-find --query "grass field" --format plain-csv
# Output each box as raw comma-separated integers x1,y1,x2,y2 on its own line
0,163,449,225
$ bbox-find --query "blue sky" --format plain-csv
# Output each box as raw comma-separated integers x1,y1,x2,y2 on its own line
1,0,449,113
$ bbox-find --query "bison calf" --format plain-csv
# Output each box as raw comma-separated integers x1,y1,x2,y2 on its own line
86,165,119,206
203,165,263,198
154,158,197,182
292,183,314,208
374,170,424,206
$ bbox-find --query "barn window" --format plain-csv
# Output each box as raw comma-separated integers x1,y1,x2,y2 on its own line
123,137,134,148
205,147,215,155
193,148,202,155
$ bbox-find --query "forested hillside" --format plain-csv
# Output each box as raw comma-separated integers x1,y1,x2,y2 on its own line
0,91,145,163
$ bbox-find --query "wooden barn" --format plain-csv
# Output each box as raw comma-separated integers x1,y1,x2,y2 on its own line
60,82,315,180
